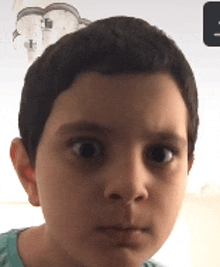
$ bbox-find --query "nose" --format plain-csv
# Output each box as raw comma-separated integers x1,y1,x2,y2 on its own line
103,150,150,205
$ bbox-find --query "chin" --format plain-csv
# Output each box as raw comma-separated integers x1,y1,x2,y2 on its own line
82,245,152,267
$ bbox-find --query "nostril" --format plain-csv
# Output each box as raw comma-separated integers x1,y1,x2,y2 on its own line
108,194,146,201
109,194,121,200
135,195,144,201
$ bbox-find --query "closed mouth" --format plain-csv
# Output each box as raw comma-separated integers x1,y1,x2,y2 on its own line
97,226,148,232
96,225,150,248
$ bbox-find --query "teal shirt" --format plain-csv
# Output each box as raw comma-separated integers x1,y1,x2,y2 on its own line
0,228,28,267
0,228,165,267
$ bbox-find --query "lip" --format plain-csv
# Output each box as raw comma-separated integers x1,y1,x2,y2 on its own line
97,225,148,231
96,225,149,247
97,222,148,230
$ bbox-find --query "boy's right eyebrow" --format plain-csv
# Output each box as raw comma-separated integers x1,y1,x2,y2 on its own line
55,120,114,137
55,120,187,147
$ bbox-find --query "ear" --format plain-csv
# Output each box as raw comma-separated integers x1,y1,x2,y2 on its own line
10,138,40,207
187,155,194,175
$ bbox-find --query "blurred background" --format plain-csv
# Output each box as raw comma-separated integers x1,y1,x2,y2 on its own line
0,0,219,266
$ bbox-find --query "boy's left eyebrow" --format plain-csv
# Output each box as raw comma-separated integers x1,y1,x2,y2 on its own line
55,120,187,147
145,132,187,147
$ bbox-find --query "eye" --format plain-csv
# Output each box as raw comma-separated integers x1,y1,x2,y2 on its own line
148,146,174,163
71,140,103,158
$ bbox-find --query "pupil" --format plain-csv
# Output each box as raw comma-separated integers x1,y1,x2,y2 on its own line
80,143,96,158
151,147,165,162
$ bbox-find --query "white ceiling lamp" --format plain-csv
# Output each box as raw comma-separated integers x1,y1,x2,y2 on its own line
12,1,91,62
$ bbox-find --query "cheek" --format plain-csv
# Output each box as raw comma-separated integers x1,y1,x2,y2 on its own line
164,167,187,212
36,149,98,218
152,166,187,237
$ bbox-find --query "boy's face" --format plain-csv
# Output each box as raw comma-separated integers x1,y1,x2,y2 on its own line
12,72,193,267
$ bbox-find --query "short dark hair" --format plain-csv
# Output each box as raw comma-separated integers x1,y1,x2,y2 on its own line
18,16,199,169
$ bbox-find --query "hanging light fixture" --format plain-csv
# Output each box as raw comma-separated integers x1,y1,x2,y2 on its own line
13,2,91,62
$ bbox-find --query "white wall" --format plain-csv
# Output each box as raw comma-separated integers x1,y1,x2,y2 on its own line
184,195,220,267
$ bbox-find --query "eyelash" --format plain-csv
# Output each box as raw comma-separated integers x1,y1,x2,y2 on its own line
67,137,178,165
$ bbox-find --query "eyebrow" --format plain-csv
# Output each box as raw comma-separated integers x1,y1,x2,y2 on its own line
55,120,114,137
55,120,187,147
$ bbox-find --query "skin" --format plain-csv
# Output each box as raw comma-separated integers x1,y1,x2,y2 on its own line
10,71,194,267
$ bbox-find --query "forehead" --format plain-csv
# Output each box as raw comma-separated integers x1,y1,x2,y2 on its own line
43,71,187,144
52,71,185,114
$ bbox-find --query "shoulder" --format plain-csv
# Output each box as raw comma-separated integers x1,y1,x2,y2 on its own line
0,228,28,267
